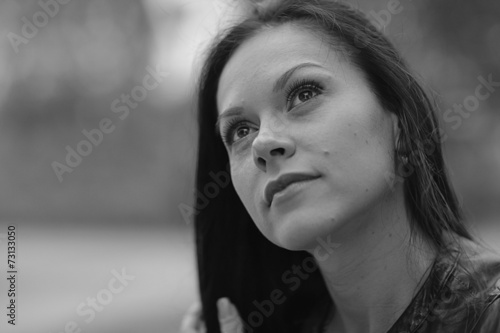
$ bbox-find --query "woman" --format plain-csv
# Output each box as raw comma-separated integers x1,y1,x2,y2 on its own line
184,0,500,332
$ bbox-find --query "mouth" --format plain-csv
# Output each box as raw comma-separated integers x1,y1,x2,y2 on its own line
264,173,320,206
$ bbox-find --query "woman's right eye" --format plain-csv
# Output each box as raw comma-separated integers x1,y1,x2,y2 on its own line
234,125,251,140
222,119,257,146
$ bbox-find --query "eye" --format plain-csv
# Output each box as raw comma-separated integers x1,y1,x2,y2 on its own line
285,79,323,109
221,117,257,146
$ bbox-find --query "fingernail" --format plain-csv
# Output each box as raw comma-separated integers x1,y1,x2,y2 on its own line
217,297,230,317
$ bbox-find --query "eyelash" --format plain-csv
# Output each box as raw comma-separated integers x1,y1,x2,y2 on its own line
221,116,250,146
285,78,323,106
221,78,324,146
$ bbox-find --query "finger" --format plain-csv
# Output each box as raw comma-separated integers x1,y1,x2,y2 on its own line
180,301,205,332
200,322,207,333
217,298,244,333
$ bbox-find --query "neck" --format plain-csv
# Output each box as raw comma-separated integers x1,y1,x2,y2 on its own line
309,190,437,333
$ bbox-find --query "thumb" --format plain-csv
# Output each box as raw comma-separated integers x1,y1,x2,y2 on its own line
217,297,244,333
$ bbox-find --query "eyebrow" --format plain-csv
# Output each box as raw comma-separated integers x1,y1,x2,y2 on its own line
214,106,244,137
215,62,323,136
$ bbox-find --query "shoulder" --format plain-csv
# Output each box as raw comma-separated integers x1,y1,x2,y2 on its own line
465,244,500,333
471,292,500,333
456,239,500,293
441,239,500,332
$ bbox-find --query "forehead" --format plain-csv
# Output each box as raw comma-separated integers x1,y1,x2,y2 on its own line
216,23,344,114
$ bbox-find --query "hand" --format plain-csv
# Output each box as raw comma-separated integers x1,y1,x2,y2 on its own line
180,301,206,333
217,297,245,333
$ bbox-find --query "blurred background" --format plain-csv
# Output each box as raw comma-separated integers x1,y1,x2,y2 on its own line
0,0,498,332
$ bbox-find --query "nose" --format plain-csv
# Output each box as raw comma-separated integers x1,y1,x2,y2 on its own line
252,122,295,172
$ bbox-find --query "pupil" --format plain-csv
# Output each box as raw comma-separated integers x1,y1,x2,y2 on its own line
237,127,248,137
300,90,312,101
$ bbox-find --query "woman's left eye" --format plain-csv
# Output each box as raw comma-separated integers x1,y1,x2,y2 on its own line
286,79,323,109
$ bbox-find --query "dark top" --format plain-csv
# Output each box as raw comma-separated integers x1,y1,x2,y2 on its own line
303,242,500,333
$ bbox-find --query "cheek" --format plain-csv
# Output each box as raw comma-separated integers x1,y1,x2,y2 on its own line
230,160,256,209
231,163,273,236
318,110,396,193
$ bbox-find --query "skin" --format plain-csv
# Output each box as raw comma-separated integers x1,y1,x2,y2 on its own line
213,23,437,333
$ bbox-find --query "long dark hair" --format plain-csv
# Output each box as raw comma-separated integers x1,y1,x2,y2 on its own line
194,1,474,332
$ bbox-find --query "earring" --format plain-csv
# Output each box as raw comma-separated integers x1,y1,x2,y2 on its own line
396,137,409,166
251,0,280,15
399,152,409,166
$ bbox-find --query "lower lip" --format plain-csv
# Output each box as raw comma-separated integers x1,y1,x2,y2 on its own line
271,177,319,206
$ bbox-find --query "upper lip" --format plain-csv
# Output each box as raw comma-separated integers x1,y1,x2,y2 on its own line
264,172,320,205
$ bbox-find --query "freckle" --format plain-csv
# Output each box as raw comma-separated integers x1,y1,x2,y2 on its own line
371,231,375,235
323,150,330,156
389,233,392,238
354,132,357,137
365,188,368,192
365,140,369,145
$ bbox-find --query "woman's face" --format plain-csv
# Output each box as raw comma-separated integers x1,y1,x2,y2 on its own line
216,23,400,251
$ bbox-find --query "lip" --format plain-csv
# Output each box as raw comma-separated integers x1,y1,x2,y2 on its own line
264,173,320,206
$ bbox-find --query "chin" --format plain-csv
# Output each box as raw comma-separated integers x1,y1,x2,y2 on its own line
265,211,341,252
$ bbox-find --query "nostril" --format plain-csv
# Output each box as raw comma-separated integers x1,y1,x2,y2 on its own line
257,156,266,167
270,147,285,156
